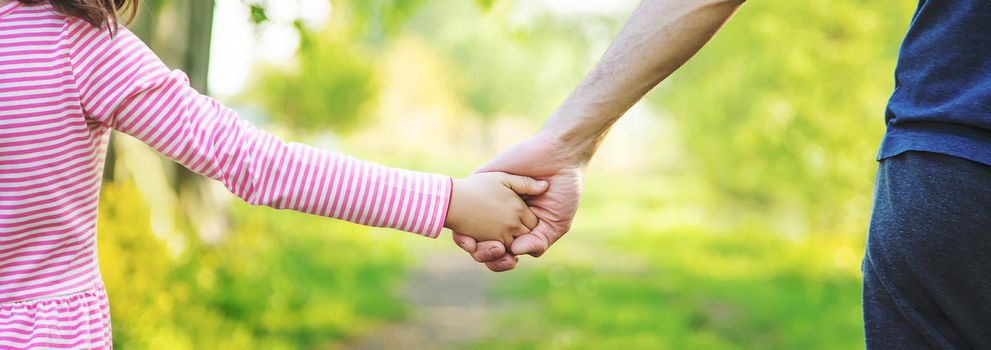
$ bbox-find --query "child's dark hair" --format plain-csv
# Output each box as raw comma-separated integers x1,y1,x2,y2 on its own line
17,0,138,33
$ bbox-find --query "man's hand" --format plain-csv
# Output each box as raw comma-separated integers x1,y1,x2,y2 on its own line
453,131,588,271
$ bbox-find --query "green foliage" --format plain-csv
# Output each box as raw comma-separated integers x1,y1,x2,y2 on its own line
245,0,449,133
649,0,916,232
248,3,269,25
246,0,590,136
249,29,380,132
97,182,182,348
474,0,496,12
98,182,410,349
405,1,593,121
346,0,428,40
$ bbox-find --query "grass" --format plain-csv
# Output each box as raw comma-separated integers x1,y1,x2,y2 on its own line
469,173,867,350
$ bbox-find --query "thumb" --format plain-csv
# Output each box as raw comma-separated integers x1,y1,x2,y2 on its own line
501,174,549,196
510,221,553,257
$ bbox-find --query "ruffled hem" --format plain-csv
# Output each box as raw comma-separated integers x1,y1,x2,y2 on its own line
0,282,112,349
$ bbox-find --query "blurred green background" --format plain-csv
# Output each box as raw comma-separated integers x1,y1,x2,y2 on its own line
98,0,916,348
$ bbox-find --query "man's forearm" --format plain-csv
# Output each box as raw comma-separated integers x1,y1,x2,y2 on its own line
544,0,745,161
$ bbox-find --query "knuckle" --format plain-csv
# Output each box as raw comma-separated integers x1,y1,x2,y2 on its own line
473,250,492,262
475,243,504,262
503,222,518,233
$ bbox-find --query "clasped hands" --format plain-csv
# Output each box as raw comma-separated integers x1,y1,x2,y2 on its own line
442,131,587,272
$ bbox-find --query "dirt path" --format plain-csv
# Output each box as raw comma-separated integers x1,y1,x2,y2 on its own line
344,252,499,350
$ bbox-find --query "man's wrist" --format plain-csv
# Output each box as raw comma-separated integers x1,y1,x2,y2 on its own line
538,111,607,167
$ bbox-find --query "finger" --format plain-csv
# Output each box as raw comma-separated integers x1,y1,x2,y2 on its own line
510,221,554,257
472,241,507,262
501,174,549,196
484,254,518,272
520,206,539,231
510,234,547,257
452,232,477,253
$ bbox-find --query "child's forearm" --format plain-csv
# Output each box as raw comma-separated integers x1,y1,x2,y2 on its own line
227,134,454,237
67,22,452,237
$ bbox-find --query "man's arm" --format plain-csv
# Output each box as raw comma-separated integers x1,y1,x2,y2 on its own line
458,0,747,272
544,0,745,161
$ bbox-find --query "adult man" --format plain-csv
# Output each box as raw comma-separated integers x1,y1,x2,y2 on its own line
455,0,991,348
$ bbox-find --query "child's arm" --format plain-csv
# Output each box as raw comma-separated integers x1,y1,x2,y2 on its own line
65,22,451,237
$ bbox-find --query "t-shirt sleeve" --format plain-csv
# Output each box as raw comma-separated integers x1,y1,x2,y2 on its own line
63,20,452,238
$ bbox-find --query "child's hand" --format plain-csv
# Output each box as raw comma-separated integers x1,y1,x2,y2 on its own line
444,172,548,246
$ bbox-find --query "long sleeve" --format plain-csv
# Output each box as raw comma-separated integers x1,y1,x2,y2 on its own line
63,21,451,238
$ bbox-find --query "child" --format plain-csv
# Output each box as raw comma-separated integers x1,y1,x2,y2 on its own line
0,0,542,347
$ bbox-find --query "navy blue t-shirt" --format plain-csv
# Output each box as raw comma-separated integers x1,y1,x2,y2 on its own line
879,0,991,165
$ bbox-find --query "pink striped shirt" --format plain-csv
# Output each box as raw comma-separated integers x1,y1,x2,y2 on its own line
0,2,452,348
